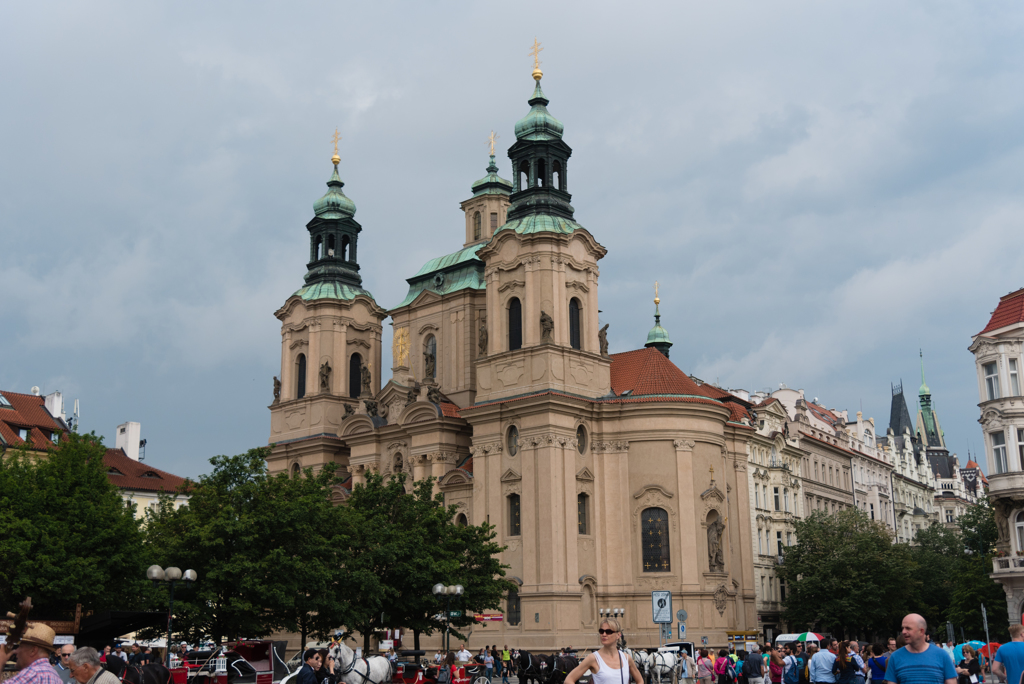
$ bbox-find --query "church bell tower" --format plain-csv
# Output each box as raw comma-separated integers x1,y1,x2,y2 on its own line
266,137,388,477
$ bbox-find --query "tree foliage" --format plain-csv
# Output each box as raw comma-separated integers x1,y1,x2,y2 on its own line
777,508,913,638
0,432,149,616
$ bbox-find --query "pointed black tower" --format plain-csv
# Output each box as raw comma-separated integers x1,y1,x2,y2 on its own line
303,147,364,289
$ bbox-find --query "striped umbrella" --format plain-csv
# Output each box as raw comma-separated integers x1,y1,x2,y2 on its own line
796,632,824,642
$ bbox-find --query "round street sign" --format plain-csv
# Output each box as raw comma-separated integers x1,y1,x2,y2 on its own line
677,609,688,623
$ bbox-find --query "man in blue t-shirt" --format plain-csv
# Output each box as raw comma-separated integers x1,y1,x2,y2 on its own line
994,623,1024,684
883,614,956,684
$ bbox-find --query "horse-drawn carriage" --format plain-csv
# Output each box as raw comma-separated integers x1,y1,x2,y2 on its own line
179,641,290,684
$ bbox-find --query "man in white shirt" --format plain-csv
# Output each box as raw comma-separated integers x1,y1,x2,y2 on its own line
456,645,472,662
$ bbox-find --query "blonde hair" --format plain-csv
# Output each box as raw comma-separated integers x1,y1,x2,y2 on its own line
1011,624,1024,640
600,617,622,633
963,646,975,658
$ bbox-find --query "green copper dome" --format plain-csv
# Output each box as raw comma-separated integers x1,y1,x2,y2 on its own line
644,300,673,358
471,155,513,197
313,164,356,219
514,82,564,142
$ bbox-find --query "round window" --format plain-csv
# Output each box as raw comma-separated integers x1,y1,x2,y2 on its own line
507,425,519,456
576,425,587,454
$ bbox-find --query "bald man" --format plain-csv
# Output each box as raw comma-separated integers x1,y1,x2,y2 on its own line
883,614,955,684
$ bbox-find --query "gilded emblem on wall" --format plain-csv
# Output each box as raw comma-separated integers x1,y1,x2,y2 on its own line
393,327,410,367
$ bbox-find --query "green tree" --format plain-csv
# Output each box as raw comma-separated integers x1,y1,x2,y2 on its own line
342,472,513,651
946,499,1007,641
907,523,960,631
777,508,914,637
144,448,349,644
0,432,149,615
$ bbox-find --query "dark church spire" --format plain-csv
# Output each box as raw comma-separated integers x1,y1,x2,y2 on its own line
303,139,364,289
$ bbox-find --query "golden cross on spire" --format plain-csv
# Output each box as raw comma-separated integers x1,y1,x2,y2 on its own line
654,281,660,305
331,128,342,164
488,130,499,156
529,38,544,69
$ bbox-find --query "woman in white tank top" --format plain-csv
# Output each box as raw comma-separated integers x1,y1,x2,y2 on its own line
564,618,643,684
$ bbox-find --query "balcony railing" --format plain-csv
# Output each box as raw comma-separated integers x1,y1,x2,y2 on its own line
992,556,1024,574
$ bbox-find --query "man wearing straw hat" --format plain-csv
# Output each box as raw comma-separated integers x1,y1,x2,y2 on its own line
0,623,63,684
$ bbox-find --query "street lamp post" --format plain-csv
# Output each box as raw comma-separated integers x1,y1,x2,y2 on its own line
148,565,198,667
432,583,463,653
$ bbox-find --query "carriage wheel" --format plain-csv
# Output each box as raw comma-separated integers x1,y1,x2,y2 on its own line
474,677,491,684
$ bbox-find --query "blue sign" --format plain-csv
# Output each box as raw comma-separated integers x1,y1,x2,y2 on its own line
679,624,687,638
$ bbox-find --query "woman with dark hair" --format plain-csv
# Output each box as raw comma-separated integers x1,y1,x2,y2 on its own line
832,642,862,684
697,649,715,684
866,644,888,684
768,645,784,684
715,650,734,684
315,648,336,684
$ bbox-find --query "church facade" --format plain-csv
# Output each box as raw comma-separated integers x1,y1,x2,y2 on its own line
267,62,762,649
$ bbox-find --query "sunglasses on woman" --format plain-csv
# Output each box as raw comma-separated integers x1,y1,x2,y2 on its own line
598,629,619,635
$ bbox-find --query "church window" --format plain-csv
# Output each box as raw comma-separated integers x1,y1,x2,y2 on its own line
993,431,1008,474
424,335,437,380
474,212,482,240
518,160,529,190
507,589,521,626
296,354,307,399
490,212,498,231
577,493,589,534
342,235,350,261
576,424,587,454
327,235,336,256
508,298,523,350
569,298,582,350
507,425,519,457
456,513,468,527
315,237,323,260
985,362,1001,401
641,507,670,572
553,160,562,190
773,487,780,511
1015,511,1024,552
349,353,362,398
536,159,546,187
508,494,521,536
291,463,300,479
1011,359,1020,396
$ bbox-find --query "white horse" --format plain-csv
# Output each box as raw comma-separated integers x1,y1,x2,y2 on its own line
648,652,677,684
330,642,394,684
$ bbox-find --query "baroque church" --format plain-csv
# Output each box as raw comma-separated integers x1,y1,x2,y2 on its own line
267,57,762,649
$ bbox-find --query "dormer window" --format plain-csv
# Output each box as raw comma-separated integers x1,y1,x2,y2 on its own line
0,394,11,409
18,428,29,441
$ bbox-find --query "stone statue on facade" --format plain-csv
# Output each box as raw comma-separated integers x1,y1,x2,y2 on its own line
344,403,355,418
424,349,436,380
599,324,610,356
272,376,281,404
478,313,488,356
361,362,371,397
364,400,378,417
427,385,442,405
319,361,332,392
707,516,726,572
406,381,420,406
540,311,554,343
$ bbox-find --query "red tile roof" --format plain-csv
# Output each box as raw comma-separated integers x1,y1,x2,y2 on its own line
979,288,1024,335
806,402,842,428
610,347,713,398
104,448,187,493
0,390,63,450
439,402,462,418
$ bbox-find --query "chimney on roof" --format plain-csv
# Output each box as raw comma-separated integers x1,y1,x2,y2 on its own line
43,391,64,423
116,421,143,461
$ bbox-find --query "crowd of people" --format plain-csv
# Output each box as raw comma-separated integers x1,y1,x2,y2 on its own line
429,644,516,684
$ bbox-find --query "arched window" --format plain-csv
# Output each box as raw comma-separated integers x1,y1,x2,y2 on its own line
577,493,589,534
296,354,306,399
424,335,437,379
536,159,546,187
507,589,521,626
473,212,482,240
641,507,670,572
456,513,468,527
518,160,529,191
507,425,519,456
1016,511,1024,552
349,353,362,398
315,237,323,260
569,298,582,350
508,494,521,536
576,424,587,454
508,298,522,350
342,235,350,261
327,235,336,256
553,160,563,190
291,463,300,479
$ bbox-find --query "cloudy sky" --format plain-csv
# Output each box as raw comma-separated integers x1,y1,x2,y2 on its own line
3,1,1022,478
